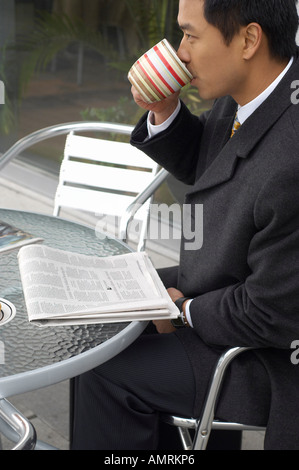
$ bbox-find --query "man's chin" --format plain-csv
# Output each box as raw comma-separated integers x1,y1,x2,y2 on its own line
196,85,224,101
191,79,209,99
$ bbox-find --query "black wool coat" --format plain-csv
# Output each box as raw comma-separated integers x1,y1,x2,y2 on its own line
131,49,299,450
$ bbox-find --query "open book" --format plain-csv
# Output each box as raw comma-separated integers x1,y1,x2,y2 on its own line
18,244,179,327
0,220,43,254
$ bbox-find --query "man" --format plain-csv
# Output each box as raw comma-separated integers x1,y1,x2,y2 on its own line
72,0,299,450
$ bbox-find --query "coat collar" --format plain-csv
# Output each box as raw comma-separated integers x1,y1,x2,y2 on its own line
188,49,299,194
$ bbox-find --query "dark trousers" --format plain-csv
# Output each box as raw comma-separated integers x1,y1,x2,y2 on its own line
71,329,241,450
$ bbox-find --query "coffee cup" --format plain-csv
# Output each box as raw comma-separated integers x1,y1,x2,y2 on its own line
128,39,193,104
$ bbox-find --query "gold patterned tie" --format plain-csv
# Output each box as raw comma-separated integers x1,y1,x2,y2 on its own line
231,113,241,138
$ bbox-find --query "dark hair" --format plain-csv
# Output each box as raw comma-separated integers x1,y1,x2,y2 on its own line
203,0,298,61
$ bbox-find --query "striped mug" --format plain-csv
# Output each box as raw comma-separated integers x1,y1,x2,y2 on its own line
128,39,193,104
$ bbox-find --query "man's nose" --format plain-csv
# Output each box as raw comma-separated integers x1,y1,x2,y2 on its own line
177,37,190,65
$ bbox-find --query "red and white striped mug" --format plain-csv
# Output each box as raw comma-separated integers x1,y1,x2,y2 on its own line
128,39,193,103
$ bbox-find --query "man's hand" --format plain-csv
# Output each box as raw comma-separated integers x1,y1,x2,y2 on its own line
152,287,185,334
167,287,185,303
131,86,180,126
152,319,176,334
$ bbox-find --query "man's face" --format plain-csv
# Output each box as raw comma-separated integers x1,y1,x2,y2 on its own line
177,0,246,101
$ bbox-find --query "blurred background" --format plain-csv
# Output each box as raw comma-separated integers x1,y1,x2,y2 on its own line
0,0,212,163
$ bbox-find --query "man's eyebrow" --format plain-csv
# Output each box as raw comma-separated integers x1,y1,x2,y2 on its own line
177,22,196,32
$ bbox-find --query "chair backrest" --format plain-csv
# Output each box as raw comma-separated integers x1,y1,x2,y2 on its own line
0,121,168,251
53,131,160,249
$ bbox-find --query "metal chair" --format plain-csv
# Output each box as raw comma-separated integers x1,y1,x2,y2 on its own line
0,397,63,450
162,346,266,450
0,122,169,252
0,398,36,450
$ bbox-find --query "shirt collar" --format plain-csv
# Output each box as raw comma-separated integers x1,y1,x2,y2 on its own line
237,57,294,125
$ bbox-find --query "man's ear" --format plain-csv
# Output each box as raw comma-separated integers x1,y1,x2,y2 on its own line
242,22,263,60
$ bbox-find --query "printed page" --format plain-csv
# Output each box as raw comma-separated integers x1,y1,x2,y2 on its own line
18,245,179,324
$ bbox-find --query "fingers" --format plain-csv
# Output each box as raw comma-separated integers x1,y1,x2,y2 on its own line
130,86,180,118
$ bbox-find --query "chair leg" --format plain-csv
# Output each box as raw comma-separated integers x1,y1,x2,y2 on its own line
192,347,252,449
177,427,193,450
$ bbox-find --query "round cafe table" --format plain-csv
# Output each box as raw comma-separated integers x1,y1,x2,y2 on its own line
0,208,147,400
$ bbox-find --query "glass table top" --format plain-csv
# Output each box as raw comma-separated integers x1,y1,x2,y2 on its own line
0,209,141,387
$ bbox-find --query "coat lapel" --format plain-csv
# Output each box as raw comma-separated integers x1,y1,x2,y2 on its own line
191,135,239,192
188,50,299,195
